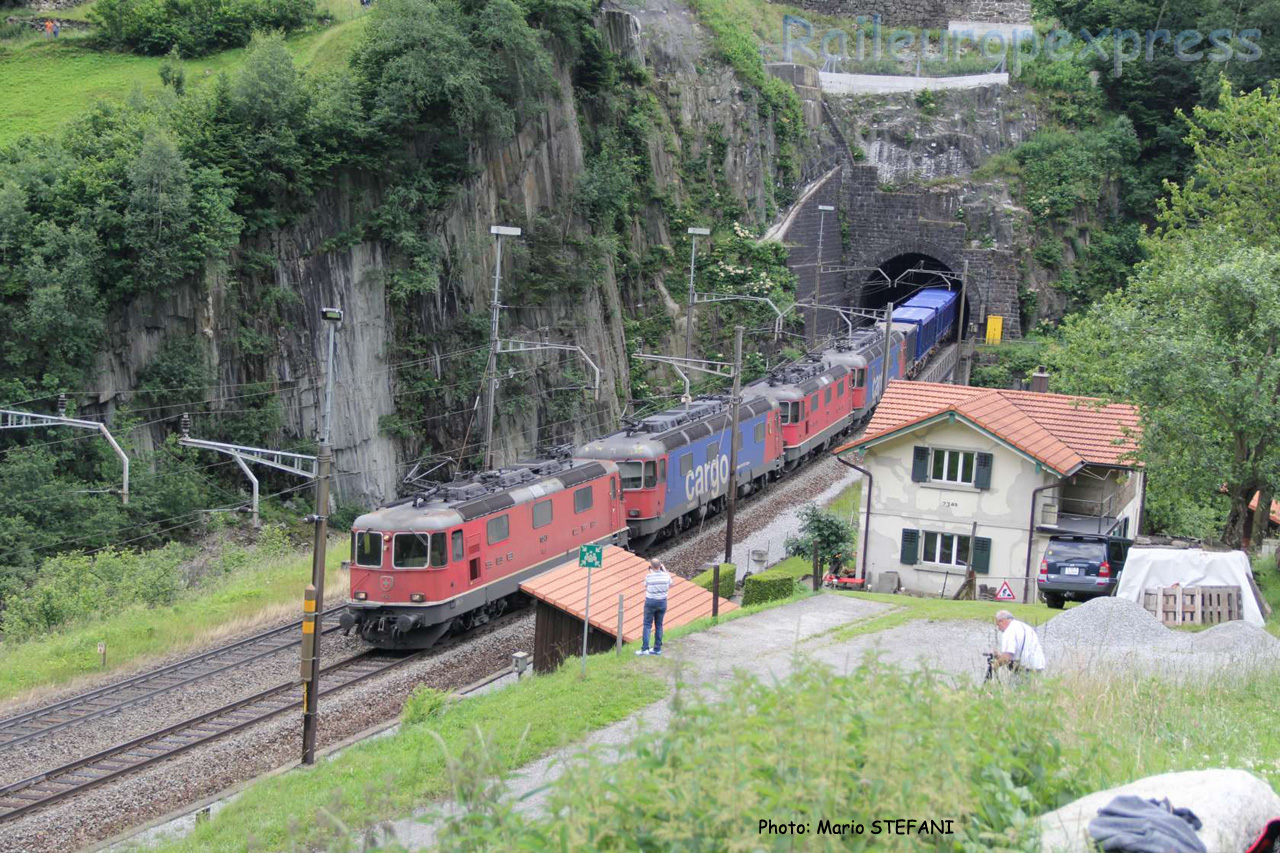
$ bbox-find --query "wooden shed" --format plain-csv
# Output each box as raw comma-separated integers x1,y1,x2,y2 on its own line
520,546,737,673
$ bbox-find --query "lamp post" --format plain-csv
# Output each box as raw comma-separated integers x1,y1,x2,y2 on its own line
812,204,835,347
684,227,710,361
483,225,522,470
302,306,342,765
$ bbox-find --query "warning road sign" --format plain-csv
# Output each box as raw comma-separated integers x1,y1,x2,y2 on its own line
579,544,603,568
995,581,1016,601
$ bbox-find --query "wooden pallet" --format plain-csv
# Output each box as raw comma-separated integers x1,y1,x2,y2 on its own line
1141,585,1242,626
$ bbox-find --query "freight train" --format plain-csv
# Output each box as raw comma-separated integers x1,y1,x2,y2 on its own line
342,288,960,648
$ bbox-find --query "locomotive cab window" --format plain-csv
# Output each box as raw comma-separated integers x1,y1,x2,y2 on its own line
533,499,553,529
393,534,431,568
429,534,447,568
452,530,464,561
487,514,509,544
353,531,382,567
619,461,643,491
658,459,666,482
574,485,593,514
643,461,657,488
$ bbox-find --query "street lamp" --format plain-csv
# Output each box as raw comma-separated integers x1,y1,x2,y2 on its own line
484,226,522,470
812,204,835,347
302,305,342,765
685,226,711,361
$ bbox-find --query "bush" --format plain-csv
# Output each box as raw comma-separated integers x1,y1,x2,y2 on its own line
90,0,316,56
691,563,735,600
402,686,451,726
741,557,809,607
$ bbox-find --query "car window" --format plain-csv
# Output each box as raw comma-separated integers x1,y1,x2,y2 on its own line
1046,540,1107,561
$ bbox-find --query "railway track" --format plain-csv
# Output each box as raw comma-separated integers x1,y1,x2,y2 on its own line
0,607,528,824
0,606,347,753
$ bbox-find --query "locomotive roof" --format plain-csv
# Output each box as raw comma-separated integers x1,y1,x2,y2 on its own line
352,457,616,532
578,396,775,459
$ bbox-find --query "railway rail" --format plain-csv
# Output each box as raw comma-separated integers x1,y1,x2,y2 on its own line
0,606,347,753
0,607,527,824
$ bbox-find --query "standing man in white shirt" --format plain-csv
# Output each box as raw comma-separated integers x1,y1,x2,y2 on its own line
992,609,1046,677
637,559,671,656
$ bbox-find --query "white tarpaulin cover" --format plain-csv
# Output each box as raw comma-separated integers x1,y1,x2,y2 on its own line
1115,548,1265,627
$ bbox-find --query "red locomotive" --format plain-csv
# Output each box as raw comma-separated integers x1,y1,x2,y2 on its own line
340,455,627,648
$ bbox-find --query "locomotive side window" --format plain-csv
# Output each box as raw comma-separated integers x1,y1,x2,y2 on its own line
811,394,819,410
487,514,509,544
610,478,616,499
643,461,657,488
353,531,382,567
679,454,692,477
837,379,845,396
754,422,765,443
658,459,666,482
429,534,448,568
824,387,832,404
393,534,431,568
452,530,464,561
619,461,643,490
574,485,593,514
533,499,553,528
706,444,717,465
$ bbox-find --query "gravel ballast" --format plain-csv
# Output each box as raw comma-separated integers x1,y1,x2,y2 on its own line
0,615,534,853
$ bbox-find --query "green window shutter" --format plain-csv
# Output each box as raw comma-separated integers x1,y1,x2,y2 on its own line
911,447,929,482
900,529,919,565
972,537,992,574
974,452,993,489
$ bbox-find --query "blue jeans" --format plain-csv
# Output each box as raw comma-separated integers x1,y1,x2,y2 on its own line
642,598,667,652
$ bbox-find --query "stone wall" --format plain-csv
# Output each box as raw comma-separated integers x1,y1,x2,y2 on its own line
770,0,1029,28
768,168,846,342
842,164,1021,337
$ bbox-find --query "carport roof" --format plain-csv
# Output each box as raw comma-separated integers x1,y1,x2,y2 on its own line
833,381,1141,476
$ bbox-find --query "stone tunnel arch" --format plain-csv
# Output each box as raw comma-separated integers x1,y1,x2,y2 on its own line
858,245,974,337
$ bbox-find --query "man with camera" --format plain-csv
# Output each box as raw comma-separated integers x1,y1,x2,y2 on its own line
986,609,1046,680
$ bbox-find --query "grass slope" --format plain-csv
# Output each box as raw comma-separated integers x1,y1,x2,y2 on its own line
0,543,346,707
0,9,366,146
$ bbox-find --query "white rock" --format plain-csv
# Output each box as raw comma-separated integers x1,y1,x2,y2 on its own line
1038,769,1280,853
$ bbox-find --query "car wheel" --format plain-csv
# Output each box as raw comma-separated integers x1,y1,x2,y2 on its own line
1043,592,1065,609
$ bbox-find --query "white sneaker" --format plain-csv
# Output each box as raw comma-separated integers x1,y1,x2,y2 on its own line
635,648,651,656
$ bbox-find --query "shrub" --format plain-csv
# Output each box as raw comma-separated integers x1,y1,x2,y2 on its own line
90,0,317,56
741,557,810,607
402,686,450,726
691,563,735,600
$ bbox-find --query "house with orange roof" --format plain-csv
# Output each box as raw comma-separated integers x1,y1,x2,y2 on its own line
833,379,1144,601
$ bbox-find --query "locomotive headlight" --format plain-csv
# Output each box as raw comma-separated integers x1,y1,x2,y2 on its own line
628,509,640,517
410,593,426,603
354,591,367,600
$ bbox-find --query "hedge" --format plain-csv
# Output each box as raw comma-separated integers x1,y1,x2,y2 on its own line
692,563,736,600
742,557,811,607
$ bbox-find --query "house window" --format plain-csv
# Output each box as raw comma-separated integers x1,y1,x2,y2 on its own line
931,449,976,485
922,531,970,567
574,485,593,514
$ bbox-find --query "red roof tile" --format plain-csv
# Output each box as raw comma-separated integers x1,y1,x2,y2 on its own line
519,546,736,643
1249,492,1280,526
834,381,1141,474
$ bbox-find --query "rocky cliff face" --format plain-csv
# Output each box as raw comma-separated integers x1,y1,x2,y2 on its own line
88,1,812,506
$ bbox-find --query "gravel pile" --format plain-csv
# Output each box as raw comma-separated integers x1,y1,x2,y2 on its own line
1038,596,1280,680
0,613,534,853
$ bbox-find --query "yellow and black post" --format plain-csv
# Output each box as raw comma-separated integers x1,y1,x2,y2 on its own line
300,583,318,763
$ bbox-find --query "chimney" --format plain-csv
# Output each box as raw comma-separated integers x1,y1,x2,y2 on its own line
1029,367,1050,394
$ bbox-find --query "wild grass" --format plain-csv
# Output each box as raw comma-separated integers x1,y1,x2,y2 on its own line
827,590,1066,641
428,661,1280,850
1256,554,1280,637
0,11,366,146
0,542,346,709
149,650,668,853
823,478,862,526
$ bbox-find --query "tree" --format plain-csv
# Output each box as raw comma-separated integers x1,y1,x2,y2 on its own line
1048,81,1280,545
784,504,855,571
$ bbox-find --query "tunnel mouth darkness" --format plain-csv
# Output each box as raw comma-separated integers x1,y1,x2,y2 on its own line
860,252,970,335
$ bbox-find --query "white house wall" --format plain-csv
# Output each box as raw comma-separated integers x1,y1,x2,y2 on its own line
862,418,1057,600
